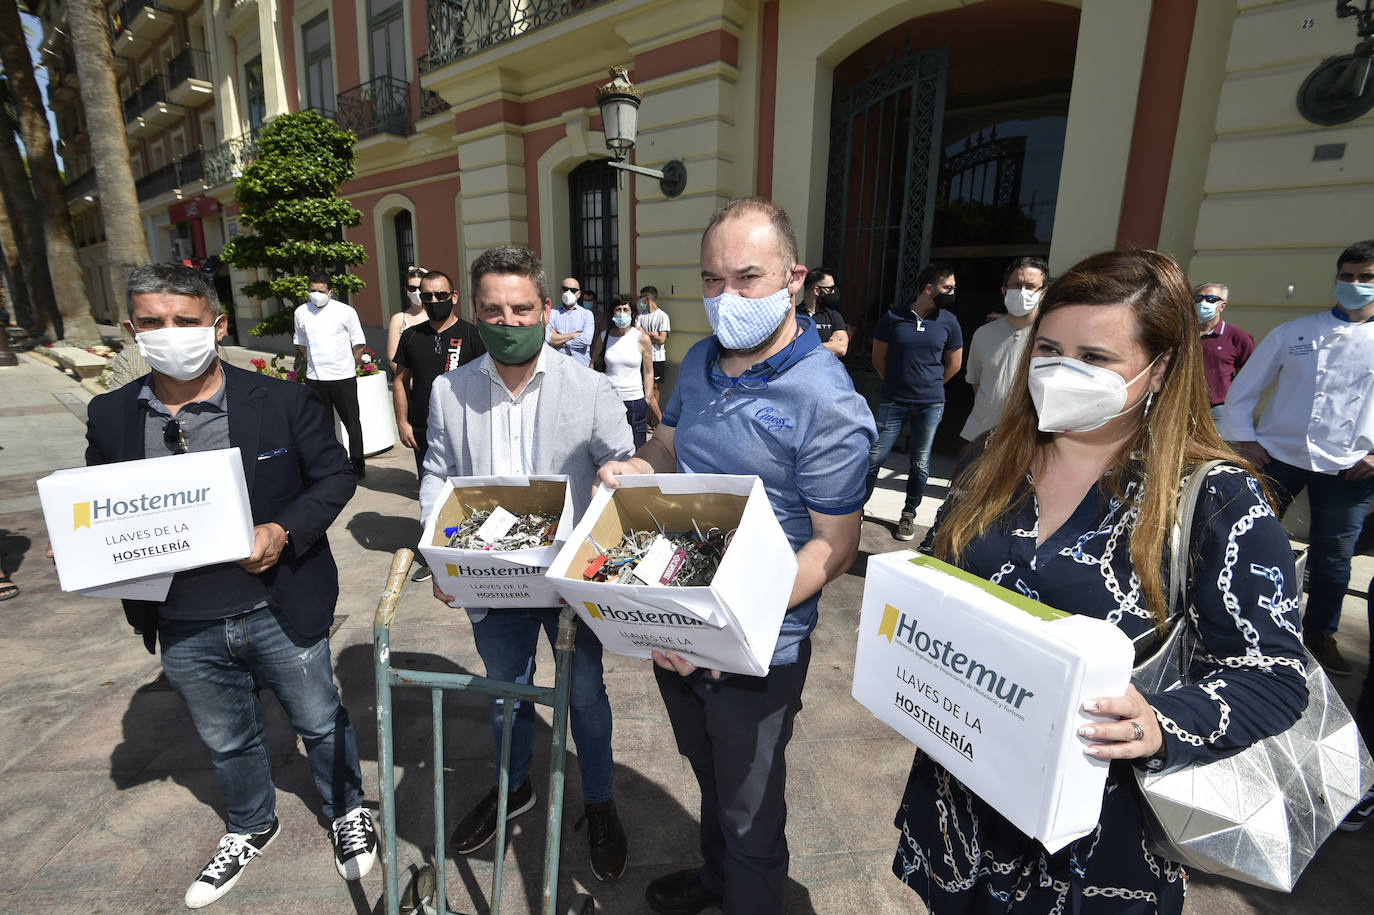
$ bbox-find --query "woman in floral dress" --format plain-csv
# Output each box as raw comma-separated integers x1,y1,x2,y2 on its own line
892,249,1308,914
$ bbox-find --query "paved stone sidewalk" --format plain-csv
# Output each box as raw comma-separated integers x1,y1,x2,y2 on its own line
0,349,1370,913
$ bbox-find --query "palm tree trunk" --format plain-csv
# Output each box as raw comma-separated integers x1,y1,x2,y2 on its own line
0,90,56,336
0,0,99,343
0,200,38,329
68,0,148,317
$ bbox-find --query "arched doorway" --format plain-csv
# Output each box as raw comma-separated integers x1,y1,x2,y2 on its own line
822,1,1079,446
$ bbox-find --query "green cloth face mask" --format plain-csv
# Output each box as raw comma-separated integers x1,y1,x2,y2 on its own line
477,319,545,365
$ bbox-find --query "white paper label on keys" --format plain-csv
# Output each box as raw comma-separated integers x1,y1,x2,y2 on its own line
632,536,688,586
475,506,519,544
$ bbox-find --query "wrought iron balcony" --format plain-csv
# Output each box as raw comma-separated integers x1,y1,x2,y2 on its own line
203,132,258,188
335,76,413,140
111,1,173,56
63,168,98,204
177,148,204,186
169,46,211,88
422,0,609,72
135,161,180,201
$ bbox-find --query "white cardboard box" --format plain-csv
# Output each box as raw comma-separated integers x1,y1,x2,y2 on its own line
854,550,1134,852
419,476,573,608
546,475,798,676
38,449,255,593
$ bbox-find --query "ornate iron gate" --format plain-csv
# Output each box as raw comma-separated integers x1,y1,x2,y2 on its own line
822,46,948,333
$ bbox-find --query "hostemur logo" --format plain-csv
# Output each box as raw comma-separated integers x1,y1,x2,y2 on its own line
72,486,212,530
875,603,1037,710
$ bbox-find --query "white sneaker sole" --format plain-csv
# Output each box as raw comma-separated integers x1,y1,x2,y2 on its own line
183,827,278,909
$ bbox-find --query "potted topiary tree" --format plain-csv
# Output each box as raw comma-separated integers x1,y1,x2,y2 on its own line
223,111,395,453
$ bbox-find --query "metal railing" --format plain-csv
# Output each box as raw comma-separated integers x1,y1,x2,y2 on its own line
111,0,170,38
135,160,180,200
203,132,258,188
64,168,98,204
418,85,451,120
177,148,204,186
123,74,171,123
169,47,211,88
335,75,413,139
422,0,609,72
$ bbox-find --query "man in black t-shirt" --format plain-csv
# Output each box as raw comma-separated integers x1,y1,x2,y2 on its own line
797,266,849,357
393,269,485,478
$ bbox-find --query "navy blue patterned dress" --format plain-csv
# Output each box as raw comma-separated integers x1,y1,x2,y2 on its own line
892,463,1308,914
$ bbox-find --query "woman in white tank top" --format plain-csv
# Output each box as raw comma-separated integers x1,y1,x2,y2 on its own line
601,295,657,447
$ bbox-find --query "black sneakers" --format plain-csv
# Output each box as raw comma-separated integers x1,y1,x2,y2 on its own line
450,779,537,854
183,818,280,909
331,807,378,880
411,561,433,583
895,512,918,541
645,868,723,914
580,798,627,881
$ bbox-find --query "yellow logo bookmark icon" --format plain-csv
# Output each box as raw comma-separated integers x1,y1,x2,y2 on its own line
877,604,900,643
73,501,92,530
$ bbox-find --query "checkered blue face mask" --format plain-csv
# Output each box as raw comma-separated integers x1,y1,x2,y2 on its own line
703,286,793,351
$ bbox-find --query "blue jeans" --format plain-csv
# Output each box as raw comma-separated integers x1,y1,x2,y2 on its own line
865,401,944,515
470,609,614,803
1263,459,1374,636
623,397,648,450
158,606,364,833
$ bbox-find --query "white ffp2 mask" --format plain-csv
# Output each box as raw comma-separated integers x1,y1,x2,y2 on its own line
1003,287,1041,317
1027,355,1157,433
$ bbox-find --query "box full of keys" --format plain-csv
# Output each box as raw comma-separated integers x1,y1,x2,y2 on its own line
419,475,573,608
546,474,798,676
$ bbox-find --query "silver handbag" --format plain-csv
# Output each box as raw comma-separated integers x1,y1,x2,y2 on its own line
1131,461,1374,892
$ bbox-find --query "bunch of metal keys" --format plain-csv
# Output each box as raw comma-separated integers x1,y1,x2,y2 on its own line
583,512,734,586
443,506,560,551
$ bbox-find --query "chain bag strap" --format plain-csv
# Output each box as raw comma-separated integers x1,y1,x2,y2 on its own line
1130,461,1374,891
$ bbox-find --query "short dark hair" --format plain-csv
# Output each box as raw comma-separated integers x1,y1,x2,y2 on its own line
702,197,798,273
1338,239,1374,269
639,285,658,298
307,271,332,287
1001,256,1048,287
611,293,633,311
803,266,835,293
915,262,956,299
125,263,219,319
470,245,548,304
420,269,455,293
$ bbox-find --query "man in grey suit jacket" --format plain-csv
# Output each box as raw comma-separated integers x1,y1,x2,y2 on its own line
419,245,634,881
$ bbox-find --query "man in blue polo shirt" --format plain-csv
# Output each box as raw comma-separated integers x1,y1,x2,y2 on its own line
599,197,875,914
866,263,964,540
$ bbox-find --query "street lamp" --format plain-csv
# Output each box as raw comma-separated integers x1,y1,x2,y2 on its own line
596,66,687,198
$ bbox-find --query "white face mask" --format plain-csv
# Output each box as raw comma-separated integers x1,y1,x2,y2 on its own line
1003,287,1041,317
561,290,579,307
407,289,422,307
1027,355,1158,433
136,320,221,382
308,290,330,307
703,286,794,352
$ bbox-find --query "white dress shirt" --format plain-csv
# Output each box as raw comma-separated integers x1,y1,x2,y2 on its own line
1219,307,1374,473
479,349,546,475
960,317,1030,441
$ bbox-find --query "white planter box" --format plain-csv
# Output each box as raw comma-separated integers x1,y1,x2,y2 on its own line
547,475,797,676
854,550,1134,852
419,476,573,608
38,448,255,593
334,371,396,456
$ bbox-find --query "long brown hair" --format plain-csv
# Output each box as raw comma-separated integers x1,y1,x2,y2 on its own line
931,249,1245,628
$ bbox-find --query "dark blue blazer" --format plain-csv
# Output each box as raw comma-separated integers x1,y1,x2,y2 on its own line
85,362,356,653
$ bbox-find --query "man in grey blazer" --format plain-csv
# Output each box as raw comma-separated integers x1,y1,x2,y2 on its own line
419,245,634,881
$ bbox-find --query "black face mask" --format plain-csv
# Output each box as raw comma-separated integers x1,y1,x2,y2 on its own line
933,291,956,311
425,299,454,322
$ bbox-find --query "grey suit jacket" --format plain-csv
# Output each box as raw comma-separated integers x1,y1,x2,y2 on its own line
419,346,635,525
